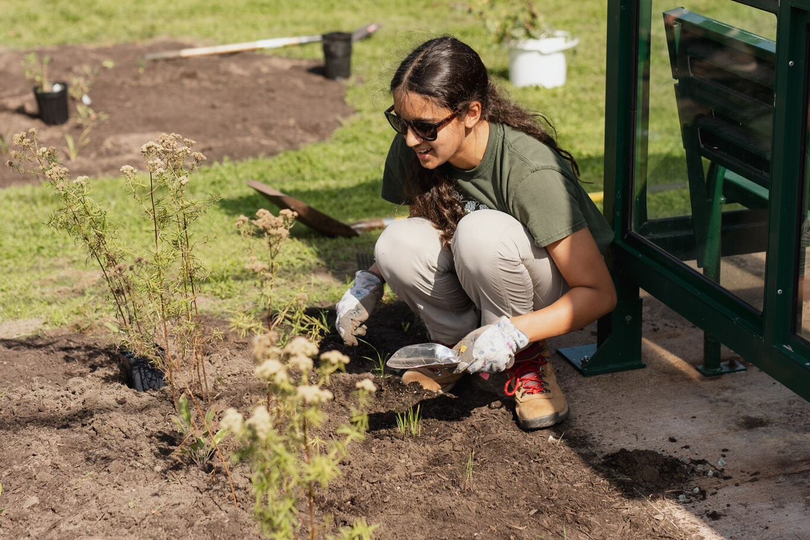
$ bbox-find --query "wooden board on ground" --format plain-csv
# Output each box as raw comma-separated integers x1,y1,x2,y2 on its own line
247,180,359,238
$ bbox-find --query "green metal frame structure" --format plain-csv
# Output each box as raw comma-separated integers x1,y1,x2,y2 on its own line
559,0,810,402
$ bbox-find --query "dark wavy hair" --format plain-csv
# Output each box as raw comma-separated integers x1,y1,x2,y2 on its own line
391,36,579,244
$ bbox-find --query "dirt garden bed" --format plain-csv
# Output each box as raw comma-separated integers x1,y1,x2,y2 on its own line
0,40,726,540
0,40,353,188
0,302,712,540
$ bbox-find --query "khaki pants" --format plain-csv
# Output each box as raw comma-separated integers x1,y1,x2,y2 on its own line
374,209,568,345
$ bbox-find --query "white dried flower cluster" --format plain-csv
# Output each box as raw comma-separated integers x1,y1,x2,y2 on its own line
139,134,206,175
284,336,319,358
220,408,244,434
288,354,313,373
246,405,272,440
245,256,269,274
12,132,27,146
120,165,137,179
252,331,281,362
45,165,69,183
147,157,165,175
140,141,163,158
235,215,250,229
296,385,333,404
256,359,290,384
355,379,377,393
73,176,88,186
320,350,350,367
253,208,296,239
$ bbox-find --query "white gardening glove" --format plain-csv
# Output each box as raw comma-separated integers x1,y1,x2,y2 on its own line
453,316,529,374
335,270,384,346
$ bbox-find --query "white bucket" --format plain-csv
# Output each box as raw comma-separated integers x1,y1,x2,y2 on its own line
508,31,579,89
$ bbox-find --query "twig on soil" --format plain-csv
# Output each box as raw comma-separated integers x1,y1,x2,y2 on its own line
632,487,686,534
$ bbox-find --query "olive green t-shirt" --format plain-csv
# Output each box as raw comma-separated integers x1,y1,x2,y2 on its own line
381,123,613,254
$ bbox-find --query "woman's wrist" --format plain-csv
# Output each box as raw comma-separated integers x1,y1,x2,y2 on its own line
365,263,385,283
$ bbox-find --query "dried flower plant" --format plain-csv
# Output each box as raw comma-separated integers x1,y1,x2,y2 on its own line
223,331,377,540
7,130,215,405
233,209,327,345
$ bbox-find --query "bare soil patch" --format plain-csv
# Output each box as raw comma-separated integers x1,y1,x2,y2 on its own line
0,303,709,540
0,41,353,188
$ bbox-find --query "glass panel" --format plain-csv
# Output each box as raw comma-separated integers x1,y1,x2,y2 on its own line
632,0,777,312
796,29,810,340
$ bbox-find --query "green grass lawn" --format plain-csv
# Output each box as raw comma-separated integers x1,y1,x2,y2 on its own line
0,0,775,328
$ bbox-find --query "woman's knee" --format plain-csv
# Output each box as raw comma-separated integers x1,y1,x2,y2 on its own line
374,218,445,281
452,210,526,276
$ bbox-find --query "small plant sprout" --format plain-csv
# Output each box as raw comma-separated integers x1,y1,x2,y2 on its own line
358,338,391,383
24,53,53,92
172,393,228,469
225,331,376,540
463,449,475,490
396,404,422,438
64,105,109,162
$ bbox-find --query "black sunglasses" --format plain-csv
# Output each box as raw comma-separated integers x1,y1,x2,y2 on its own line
384,105,459,142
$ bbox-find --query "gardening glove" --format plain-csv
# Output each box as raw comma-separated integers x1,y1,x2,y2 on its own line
335,270,384,346
453,316,529,374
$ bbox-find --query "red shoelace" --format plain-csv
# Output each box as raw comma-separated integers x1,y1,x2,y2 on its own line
504,359,548,397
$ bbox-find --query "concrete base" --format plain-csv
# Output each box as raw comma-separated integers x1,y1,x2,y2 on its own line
547,286,810,540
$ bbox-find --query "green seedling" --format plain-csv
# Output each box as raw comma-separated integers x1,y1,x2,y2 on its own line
172,394,227,469
463,449,475,490
396,404,422,438
359,338,391,382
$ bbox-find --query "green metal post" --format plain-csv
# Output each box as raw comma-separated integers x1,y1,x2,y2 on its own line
559,0,645,375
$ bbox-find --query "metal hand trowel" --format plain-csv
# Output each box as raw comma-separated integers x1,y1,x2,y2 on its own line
386,343,462,370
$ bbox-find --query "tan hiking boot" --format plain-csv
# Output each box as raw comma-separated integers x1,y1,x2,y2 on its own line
504,344,568,430
401,365,464,393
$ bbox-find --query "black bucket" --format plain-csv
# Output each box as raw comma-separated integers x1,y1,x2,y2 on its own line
121,347,166,392
34,82,69,125
322,32,352,80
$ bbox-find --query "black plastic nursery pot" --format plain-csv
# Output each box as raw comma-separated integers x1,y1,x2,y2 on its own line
322,32,352,80
120,348,166,392
33,82,69,126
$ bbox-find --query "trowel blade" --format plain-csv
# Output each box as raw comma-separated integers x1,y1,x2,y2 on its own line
386,343,461,370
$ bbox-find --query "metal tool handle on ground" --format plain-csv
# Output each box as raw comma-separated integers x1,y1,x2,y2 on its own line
386,343,461,370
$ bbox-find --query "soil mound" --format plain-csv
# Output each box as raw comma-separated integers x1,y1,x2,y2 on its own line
602,448,695,494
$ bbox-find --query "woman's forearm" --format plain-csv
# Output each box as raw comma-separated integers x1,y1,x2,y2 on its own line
510,285,617,343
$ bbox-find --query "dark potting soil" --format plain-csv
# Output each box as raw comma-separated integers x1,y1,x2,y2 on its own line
0,41,353,188
0,305,709,540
